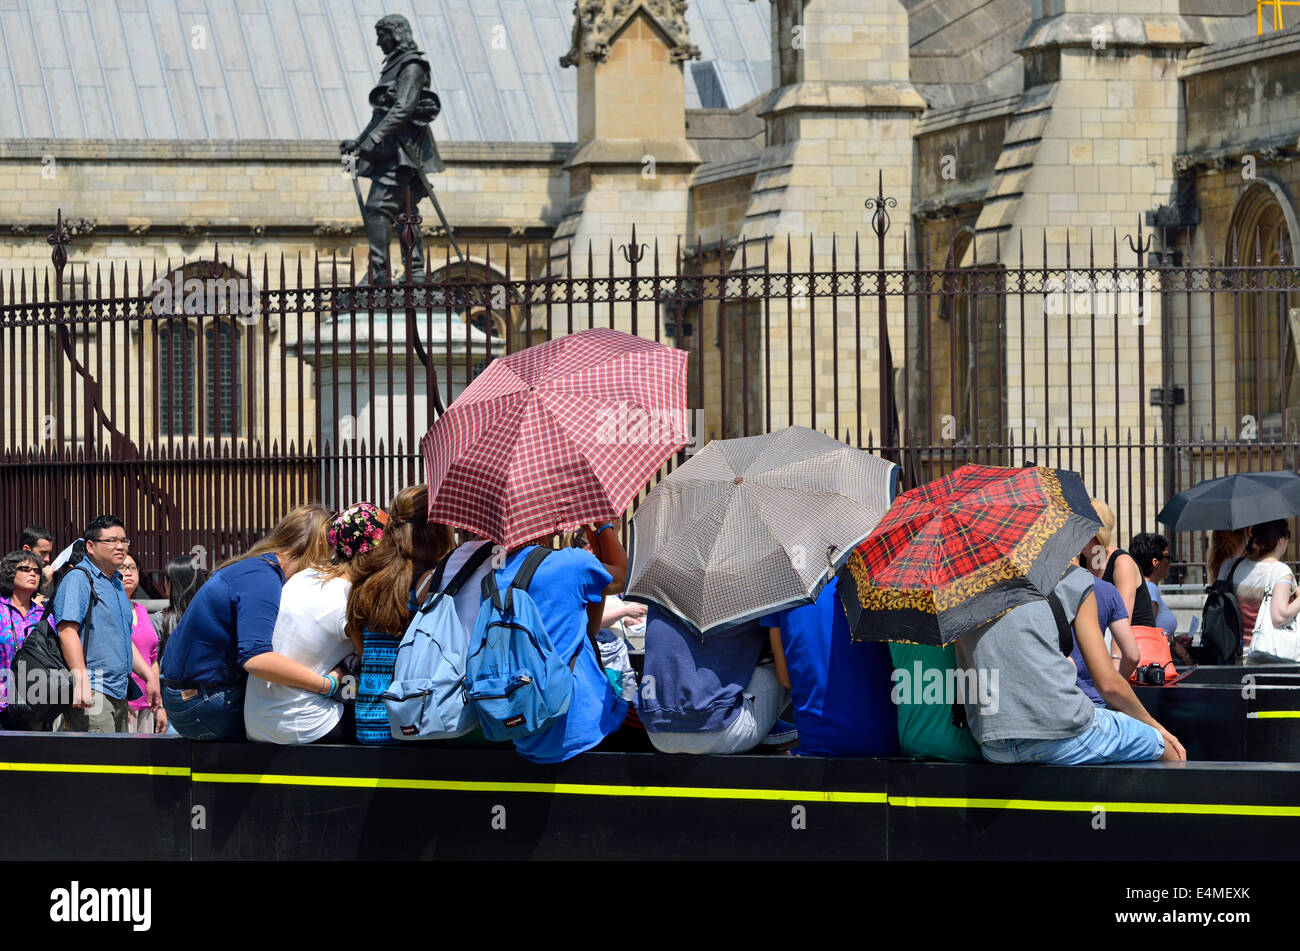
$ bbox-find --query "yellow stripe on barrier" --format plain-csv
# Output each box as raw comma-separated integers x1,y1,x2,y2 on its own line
0,762,191,777
190,771,888,803
4,764,1295,817
1247,711,1300,719
887,795,1300,817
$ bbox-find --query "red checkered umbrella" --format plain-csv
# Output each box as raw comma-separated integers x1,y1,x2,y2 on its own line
421,327,688,547
836,465,1100,646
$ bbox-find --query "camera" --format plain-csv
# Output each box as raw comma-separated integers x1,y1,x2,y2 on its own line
1136,664,1166,686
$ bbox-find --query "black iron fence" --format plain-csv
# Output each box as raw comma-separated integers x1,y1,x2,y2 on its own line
4,194,1300,587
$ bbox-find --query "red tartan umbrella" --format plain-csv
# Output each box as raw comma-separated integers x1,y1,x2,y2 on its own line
836,465,1100,646
421,327,688,547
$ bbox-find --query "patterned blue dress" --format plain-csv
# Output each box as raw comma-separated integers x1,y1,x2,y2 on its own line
355,626,402,745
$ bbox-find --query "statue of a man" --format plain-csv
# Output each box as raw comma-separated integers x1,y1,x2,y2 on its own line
340,14,444,285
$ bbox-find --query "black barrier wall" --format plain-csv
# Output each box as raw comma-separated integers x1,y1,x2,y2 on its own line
3,734,1300,861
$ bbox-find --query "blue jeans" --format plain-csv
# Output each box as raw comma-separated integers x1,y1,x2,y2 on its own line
162,682,247,741
980,706,1164,765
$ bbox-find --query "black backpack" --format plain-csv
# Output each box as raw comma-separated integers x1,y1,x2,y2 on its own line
6,566,97,731
1197,556,1246,666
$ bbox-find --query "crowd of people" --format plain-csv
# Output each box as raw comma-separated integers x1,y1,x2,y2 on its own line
0,489,1293,767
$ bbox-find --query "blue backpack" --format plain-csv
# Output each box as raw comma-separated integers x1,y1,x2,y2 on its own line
382,542,495,740
464,547,580,742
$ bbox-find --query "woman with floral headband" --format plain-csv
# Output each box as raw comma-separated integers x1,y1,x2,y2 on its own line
243,503,387,744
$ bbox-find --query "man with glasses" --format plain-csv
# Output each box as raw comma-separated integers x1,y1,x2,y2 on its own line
51,515,161,733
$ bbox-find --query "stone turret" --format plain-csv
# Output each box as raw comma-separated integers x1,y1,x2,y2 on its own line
546,0,702,339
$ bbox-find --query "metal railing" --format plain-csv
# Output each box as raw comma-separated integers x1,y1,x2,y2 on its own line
4,186,1300,588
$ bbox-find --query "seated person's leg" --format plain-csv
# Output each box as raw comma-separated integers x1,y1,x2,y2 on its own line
1002,707,1165,766
744,662,789,740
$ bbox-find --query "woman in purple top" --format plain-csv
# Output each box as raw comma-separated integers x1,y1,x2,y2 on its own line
1068,576,1139,706
0,550,47,719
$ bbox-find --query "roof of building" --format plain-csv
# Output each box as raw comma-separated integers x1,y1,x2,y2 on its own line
0,0,772,143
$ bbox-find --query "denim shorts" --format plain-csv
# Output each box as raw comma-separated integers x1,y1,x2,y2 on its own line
162,682,247,741
980,706,1164,765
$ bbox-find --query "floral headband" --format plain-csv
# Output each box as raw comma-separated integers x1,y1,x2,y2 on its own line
327,502,387,561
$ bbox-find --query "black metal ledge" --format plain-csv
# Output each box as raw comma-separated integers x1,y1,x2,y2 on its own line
1,730,1298,861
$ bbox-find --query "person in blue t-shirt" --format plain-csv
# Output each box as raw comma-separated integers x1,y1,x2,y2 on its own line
1068,576,1138,705
487,523,628,763
638,606,780,754
52,516,161,733
760,576,899,757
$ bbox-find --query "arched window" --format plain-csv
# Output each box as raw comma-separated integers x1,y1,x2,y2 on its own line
1229,183,1300,439
158,323,196,437
153,261,250,440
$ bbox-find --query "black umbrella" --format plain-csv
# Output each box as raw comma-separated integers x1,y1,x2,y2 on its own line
1156,470,1300,532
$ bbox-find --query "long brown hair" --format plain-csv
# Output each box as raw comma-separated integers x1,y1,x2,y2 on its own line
218,504,331,571
1208,527,1248,580
345,485,453,651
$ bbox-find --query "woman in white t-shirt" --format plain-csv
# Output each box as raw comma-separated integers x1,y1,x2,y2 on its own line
1218,519,1300,651
244,503,388,744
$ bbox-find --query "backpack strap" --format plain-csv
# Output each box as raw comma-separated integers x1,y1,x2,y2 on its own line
1225,556,1247,586
443,542,496,597
509,547,552,594
1048,590,1073,657
481,546,553,617
414,551,455,609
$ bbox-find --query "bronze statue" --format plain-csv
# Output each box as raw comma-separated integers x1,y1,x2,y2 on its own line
340,14,449,285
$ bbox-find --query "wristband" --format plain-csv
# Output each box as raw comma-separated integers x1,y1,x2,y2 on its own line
320,674,338,698
597,523,616,534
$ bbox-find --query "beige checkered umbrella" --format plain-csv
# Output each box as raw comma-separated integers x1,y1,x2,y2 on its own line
625,426,899,635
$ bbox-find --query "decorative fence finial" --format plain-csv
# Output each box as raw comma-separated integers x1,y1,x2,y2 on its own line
48,208,71,273
864,170,896,239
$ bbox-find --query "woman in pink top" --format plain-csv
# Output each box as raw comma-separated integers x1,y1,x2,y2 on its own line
121,554,166,734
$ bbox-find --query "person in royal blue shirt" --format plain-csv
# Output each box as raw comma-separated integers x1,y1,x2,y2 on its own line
759,576,899,757
161,505,340,741
486,523,628,764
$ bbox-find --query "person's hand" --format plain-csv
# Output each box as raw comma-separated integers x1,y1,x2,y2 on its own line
71,669,94,709
1171,635,1192,663
622,601,647,622
146,672,162,712
155,707,169,733
1159,727,1187,762
339,138,360,155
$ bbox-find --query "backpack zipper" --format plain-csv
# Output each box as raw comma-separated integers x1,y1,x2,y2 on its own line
470,675,533,701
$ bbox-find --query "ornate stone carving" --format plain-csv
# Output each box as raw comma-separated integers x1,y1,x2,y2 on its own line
126,219,152,235
560,0,700,68
1258,145,1284,164
1172,154,1197,174
64,216,96,236
314,221,353,237
180,218,203,237
11,223,29,235
248,224,266,237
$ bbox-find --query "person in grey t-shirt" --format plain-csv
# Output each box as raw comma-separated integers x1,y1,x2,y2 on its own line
955,566,1186,765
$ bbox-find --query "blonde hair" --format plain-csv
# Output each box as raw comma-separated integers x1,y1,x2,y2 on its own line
218,504,332,571
1207,528,1248,581
1089,498,1116,549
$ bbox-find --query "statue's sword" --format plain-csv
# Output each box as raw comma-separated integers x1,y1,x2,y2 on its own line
398,143,467,265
